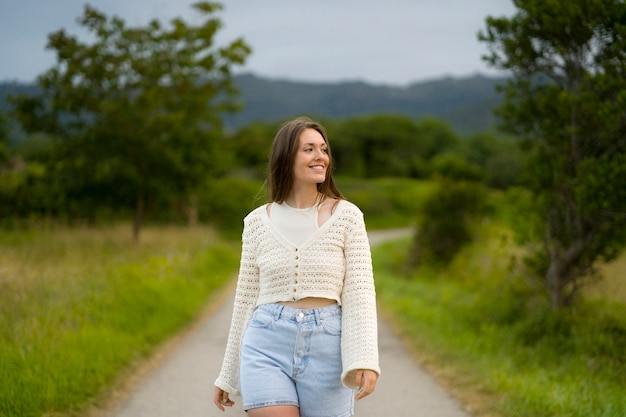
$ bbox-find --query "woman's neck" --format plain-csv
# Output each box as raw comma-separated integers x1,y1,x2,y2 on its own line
285,187,321,209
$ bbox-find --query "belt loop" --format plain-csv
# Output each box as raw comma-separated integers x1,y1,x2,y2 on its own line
314,308,321,325
274,305,284,320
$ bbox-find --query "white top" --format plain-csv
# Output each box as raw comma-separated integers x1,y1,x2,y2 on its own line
214,199,380,395
269,201,319,246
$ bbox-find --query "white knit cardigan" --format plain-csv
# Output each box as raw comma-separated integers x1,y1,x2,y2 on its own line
214,199,380,394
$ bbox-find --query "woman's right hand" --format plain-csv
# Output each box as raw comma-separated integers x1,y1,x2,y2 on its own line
213,386,234,411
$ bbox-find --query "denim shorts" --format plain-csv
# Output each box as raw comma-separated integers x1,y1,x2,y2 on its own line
240,303,354,417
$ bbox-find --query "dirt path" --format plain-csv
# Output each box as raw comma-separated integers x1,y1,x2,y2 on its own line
98,228,470,417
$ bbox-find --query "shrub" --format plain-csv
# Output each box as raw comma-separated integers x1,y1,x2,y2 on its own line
410,179,486,265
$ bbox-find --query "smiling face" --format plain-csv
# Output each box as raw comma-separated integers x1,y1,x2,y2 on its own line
267,117,343,203
292,128,329,187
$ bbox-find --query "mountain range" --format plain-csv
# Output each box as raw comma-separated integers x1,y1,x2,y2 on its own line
0,73,506,135
223,73,505,133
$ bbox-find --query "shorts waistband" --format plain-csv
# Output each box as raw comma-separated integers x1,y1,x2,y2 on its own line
256,303,341,324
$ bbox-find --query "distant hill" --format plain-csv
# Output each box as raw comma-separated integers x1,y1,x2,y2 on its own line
224,73,506,133
1,73,506,134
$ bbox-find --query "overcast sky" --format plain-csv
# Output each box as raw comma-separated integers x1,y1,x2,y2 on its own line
0,0,517,86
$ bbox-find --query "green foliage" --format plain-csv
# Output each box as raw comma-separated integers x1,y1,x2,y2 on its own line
329,114,462,180
462,131,524,189
0,112,9,162
330,114,434,178
224,121,278,179
9,1,251,240
0,162,53,222
479,0,626,307
338,177,435,229
410,180,487,265
375,223,626,417
223,115,475,181
575,154,626,260
430,153,484,182
198,177,264,237
2,102,524,229
0,225,239,417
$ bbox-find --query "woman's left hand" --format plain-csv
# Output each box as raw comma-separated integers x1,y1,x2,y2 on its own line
354,369,378,400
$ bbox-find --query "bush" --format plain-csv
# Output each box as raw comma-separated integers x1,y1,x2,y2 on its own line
410,179,486,265
339,177,434,229
430,153,484,182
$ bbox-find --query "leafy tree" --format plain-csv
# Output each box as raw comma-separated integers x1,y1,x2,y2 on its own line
462,132,524,189
329,115,459,178
329,115,419,178
479,0,626,308
0,112,9,163
414,116,461,159
225,121,277,179
11,2,251,240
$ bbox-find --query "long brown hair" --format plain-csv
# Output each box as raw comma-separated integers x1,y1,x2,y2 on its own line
267,116,344,203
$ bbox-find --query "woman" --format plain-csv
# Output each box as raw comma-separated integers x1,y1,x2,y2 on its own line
214,116,380,417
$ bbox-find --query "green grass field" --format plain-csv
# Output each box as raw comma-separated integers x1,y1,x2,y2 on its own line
0,224,239,417
374,223,626,417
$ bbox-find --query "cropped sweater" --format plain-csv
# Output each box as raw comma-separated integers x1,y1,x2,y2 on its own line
214,199,380,395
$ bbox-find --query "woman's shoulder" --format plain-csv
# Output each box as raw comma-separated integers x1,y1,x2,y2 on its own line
243,204,270,222
335,199,363,216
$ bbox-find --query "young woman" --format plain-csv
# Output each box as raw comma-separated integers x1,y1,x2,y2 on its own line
213,117,380,417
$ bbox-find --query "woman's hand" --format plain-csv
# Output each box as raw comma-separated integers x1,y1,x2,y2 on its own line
354,369,378,400
213,386,234,411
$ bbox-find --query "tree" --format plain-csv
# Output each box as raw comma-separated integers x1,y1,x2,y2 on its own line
462,132,524,189
479,0,626,308
11,2,251,240
0,112,9,163
225,121,277,179
329,115,460,178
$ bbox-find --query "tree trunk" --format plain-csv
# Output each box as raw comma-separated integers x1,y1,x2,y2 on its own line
545,235,593,309
133,190,144,243
185,194,198,227
547,259,567,309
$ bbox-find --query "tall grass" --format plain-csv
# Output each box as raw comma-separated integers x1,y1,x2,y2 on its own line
374,223,626,417
0,224,239,417
586,251,626,303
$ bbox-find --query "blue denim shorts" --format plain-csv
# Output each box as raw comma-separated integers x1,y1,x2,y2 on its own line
240,303,354,417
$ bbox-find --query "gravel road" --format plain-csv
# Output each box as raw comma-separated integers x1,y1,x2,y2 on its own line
99,228,470,417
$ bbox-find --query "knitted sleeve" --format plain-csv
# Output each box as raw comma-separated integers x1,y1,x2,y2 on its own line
214,211,261,394
339,204,380,388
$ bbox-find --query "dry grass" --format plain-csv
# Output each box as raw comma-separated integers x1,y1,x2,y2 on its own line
584,251,626,303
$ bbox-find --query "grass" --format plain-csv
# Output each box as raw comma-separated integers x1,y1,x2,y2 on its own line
0,224,240,417
586,251,626,303
374,222,626,417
